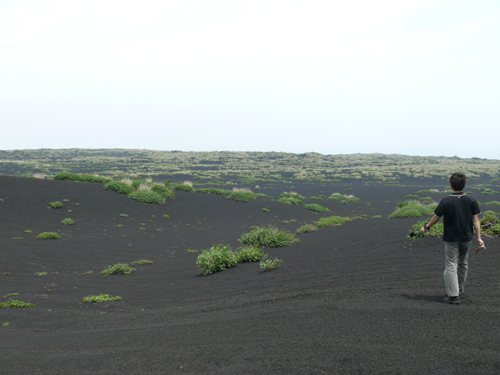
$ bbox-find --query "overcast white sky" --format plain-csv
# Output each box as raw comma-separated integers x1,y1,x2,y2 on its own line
1,0,499,158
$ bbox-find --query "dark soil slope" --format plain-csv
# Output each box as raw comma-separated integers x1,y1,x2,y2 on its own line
1,176,499,374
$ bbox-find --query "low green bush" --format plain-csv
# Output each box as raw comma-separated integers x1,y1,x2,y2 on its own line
83,294,122,303
151,183,175,198
0,300,35,308
227,191,256,202
309,196,323,200
131,179,148,188
235,246,266,263
296,223,318,234
389,201,436,218
340,200,347,204
280,192,307,200
480,213,500,236
196,188,232,195
277,197,304,205
101,263,136,277
174,183,195,192
239,226,299,248
408,219,444,240
55,172,111,184
255,193,271,198
305,204,329,212
262,207,270,212
481,189,498,195
49,201,63,209
196,244,237,275
315,216,352,228
483,201,500,206
61,218,74,225
104,181,134,194
128,190,165,204
130,259,153,265
260,258,283,272
24,230,32,233
327,193,346,201
37,232,61,239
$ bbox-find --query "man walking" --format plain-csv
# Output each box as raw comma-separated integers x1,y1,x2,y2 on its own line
420,172,484,305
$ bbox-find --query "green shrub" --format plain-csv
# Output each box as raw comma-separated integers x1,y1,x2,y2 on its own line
305,204,329,212
24,230,32,233
408,219,444,240
260,258,283,272
347,197,360,202
481,189,498,195
104,181,134,194
235,246,266,263
196,188,232,195
128,190,165,204
279,192,307,200
406,194,419,198
277,197,304,205
484,201,500,206
101,263,136,277
255,193,271,198
227,191,256,202
151,184,175,198
196,244,237,275
174,183,195,192
340,200,347,204
130,259,153,265
34,272,47,277
327,193,346,201
120,214,128,217
389,201,436,218
49,201,63,209
239,226,299,248
315,216,352,228
296,223,318,234
61,218,74,225
480,213,500,236
83,294,122,303
163,214,169,218
131,179,148,188
262,207,270,212
0,300,35,308
54,172,111,184
372,215,382,219
37,232,61,239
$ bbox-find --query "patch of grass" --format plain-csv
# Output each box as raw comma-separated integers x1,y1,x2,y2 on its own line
101,263,136,277
2,322,10,327
480,189,498,195
262,207,270,212
196,188,232,195
305,203,330,212
372,215,382,219
61,218,74,225
49,201,63,209
120,214,128,217
255,193,271,198
24,230,32,233
235,246,266,263
484,201,500,206
34,272,48,277
227,191,256,202
151,183,175,198
0,300,35,308
55,172,111,184
408,219,444,240
239,226,299,248
4,293,19,297
104,181,134,194
277,197,304,205
296,223,318,234
196,244,237,275
83,294,122,303
280,192,307,200
130,259,153,265
128,190,165,204
37,232,61,239
327,193,346,201
405,194,419,198
260,258,283,272
340,200,347,204
389,201,436,218
309,196,323,200
187,249,199,253
174,183,196,192
75,203,80,206
480,213,500,236
315,216,352,228
63,199,69,202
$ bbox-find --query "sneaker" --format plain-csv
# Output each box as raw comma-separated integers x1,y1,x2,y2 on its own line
443,296,461,305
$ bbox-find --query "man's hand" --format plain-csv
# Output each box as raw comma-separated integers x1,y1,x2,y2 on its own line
420,227,427,234
478,238,485,248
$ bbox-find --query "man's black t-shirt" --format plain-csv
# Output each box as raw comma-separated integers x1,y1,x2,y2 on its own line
434,193,481,242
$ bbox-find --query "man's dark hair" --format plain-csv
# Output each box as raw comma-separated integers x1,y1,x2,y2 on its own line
450,173,466,191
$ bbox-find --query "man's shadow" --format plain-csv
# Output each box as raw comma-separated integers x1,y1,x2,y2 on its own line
401,294,443,303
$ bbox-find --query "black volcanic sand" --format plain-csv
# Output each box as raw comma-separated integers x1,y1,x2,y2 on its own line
1,176,499,374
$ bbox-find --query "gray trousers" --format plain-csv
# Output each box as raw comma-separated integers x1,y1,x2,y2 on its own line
444,241,472,297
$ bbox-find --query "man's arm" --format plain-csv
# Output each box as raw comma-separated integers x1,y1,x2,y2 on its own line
420,215,440,234
473,215,485,248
